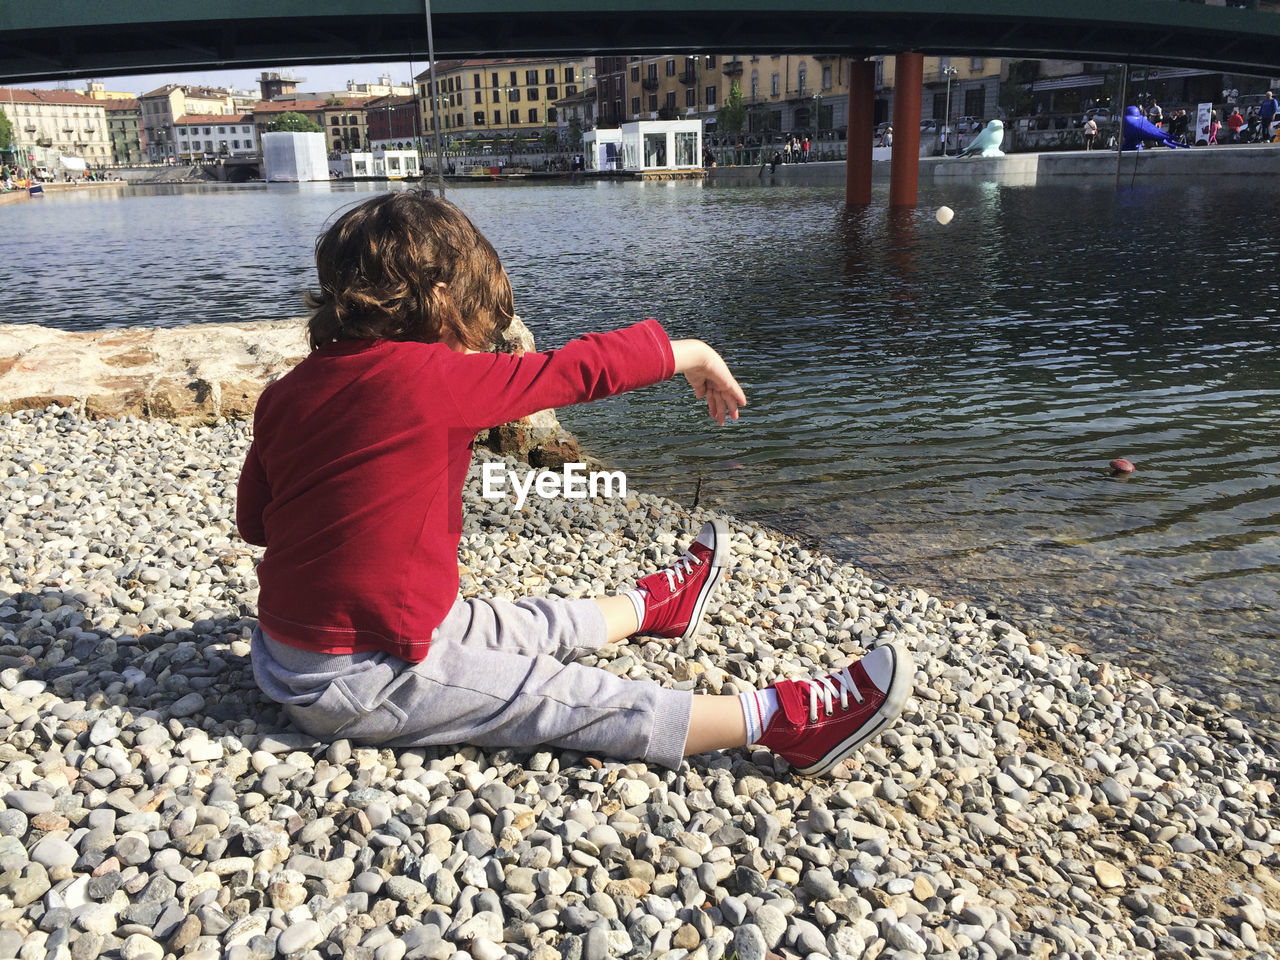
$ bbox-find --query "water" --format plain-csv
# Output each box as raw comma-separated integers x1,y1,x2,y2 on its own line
5,178,1279,739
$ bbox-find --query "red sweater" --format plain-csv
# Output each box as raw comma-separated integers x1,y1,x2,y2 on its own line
237,319,674,662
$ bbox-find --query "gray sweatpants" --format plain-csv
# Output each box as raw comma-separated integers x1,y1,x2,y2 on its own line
251,595,694,769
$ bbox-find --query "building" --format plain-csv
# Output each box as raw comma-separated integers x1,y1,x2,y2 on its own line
258,71,302,101
415,58,594,144
346,75,413,97
597,54,855,137
553,86,596,146
105,99,142,164
609,55,734,129
78,80,138,102
365,95,422,151
138,84,234,161
173,113,257,159
320,97,374,153
0,87,111,167
251,98,328,145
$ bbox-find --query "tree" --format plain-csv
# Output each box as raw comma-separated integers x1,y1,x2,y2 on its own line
267,111,323,133
998,61,1038,120
540,126,559,148
567,118,583,150
719,80,747,135
0,111,14,155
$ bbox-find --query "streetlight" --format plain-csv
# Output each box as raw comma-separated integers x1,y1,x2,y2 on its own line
941,65,958,156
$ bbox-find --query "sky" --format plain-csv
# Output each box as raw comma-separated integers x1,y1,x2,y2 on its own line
28,61,419,97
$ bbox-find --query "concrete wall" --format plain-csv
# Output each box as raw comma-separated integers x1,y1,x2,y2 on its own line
708,144,1280,186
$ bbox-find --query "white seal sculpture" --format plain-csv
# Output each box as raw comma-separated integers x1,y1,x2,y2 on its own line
956,119,1005,158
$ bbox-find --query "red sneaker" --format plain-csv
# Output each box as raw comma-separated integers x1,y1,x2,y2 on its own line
758,643,913,776
636,519,729,640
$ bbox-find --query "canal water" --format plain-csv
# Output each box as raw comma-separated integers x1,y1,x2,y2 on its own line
4,178,1279,741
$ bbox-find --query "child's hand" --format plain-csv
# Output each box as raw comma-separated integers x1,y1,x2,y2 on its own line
671,339,747,426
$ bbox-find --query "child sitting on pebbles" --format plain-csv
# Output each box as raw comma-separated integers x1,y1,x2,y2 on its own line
237,191,912,776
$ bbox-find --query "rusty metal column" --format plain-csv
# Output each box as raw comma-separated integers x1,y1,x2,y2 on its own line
845,60,875,205
889,52,923,207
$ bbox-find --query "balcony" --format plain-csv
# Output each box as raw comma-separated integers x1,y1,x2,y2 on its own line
641,77,659,91
723,60,744,76
23,124,36,132
679,70,697,85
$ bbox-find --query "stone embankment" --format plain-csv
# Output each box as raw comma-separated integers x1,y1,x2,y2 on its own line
0,404,1277,960
0,320,577,466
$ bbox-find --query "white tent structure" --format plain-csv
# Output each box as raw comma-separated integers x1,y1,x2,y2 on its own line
262,132,329,182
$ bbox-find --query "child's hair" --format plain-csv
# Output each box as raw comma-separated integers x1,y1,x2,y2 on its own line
305,192,514,351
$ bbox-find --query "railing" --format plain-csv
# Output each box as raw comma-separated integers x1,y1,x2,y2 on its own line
723,61,744,75
641,77,659,91
679,70,697,84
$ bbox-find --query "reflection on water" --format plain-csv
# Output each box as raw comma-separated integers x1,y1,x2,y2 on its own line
4,179,1279,740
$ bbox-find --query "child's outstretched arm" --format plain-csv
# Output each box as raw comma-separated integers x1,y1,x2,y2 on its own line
672,339,747,426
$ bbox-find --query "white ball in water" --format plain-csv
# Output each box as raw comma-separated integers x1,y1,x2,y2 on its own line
935,205,954,225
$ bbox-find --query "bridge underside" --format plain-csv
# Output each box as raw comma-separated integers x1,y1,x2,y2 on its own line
3,1,1280,84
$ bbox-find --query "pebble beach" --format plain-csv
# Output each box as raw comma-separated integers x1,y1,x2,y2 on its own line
1,404,1278,960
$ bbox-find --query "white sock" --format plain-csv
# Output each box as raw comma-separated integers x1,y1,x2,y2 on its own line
624,589,647,630
739,687,780,745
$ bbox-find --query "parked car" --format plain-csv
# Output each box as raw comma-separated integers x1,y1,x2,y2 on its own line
955,116,982,133
1083,108,1113,126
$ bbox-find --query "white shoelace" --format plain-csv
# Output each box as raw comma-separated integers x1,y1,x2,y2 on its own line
807,668,865,723
661,550,702,590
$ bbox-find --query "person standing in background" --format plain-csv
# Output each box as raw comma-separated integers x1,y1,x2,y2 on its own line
1259,92,1278,143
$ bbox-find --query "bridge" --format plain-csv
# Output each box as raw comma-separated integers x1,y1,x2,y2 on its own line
2,1,1280,85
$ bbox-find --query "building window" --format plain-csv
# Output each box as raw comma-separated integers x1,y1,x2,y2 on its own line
686,88,696,108
566,67,576,83
526,69,538,85
528,88,540,102
475,111,486,125
509,71,518,86
508,89,520,102
217,126,225,134
648,94,658,112
473,73,481,88
706,55,717,68
666,59,676,76
331,117,340,126
203,127,211,135
494,110,501,124
647,64,658,81
666,91,676,111
708,85,719,106
771,74,780,97
547,86,558,101
234,140,240,148
456,113,464,127
750,73,759,99
491,72,499,87
545,68,556,84
528,108,538,123
970,58,985,71
798,66,807,96
631,96,640,115
964,88,986,117
822,66,832,90
474,90,482,104
630,67,640,82
493,90,500,103
548,107,557,122
509,109,519,124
